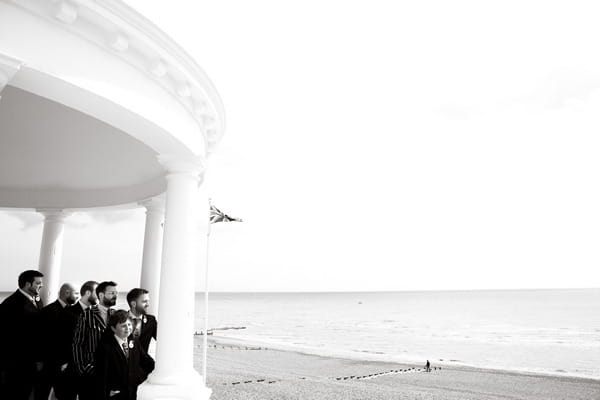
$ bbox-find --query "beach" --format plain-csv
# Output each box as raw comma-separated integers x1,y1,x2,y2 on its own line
198,337,600,400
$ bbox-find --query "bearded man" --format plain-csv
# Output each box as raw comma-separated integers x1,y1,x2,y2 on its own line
126,288,157,355
0,270,44,400
35,282,79,400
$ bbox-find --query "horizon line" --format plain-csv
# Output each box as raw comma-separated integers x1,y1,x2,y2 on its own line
192,287,600,294
1,287,598,294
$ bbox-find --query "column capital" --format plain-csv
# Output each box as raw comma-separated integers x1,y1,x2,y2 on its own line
157,154,205,180
36,209,71,222
139,196,166,215
0,53,24,94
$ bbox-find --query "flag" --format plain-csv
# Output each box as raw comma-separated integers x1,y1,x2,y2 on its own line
210,205,242,224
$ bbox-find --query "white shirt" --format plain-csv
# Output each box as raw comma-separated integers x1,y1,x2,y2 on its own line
18,288,37,305
98,304,110,324
77,301,89,311
58,298,68,308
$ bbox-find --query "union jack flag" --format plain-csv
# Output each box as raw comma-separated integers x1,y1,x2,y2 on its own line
210,205,242,224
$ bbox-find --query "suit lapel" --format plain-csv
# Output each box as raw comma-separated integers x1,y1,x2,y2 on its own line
23,300,36,312
93,308,106,331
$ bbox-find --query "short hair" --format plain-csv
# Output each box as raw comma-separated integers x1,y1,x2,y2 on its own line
80,281,98,296
18,270,44,288
126,288,149,306
96,281,117,296
108,309,131,328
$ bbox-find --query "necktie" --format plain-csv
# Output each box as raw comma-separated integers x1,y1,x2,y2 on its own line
122,342,129,359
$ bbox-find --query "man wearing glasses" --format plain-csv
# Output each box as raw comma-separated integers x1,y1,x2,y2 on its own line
96,282,118,325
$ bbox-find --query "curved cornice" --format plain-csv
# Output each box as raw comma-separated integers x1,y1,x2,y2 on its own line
5,0,225,153
0,176,167,209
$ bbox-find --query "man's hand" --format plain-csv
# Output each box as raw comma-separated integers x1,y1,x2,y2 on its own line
60,363,68,372
109,390,121,397
83,363,95,375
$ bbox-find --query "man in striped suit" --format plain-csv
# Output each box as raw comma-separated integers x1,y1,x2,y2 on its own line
72,281,117,400
58,280,98,400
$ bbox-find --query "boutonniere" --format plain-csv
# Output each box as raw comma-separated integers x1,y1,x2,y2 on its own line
128,340,134,349
142,316,147,324
34,296,40,302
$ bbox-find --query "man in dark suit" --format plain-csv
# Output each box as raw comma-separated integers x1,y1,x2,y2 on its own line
126,289,157,355
35,282,78,400
0,269,44,400
94,310,155,400
57,280,98,400
72,281,116,400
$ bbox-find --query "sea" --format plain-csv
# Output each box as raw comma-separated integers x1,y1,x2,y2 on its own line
194,289,600,380
1,288,598,380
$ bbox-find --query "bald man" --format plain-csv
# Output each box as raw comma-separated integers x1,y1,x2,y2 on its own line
35,283,79,400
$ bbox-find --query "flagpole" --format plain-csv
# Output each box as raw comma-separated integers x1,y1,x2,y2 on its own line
203,198,211,386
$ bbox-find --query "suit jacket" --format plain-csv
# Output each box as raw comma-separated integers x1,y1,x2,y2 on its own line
40,300,68,363
41,299,64,320
72,306,107,376
57,302,85,366
94,336,155,400
129,314,157,354
0,289,43,365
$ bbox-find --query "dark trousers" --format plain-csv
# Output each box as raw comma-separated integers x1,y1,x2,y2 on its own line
1,361,36,400
34,363,78,400
49,365,79,400
34,361,59,400
74,374,96,400
53,366,76,400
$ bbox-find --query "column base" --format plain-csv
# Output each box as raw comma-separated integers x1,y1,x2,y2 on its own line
138,369,212,400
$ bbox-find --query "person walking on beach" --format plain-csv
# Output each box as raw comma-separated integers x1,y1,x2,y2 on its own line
94,310,155,400
0,270,45,400
126,288,157,355
72,281,117,400
58,280,98,400
35,282,79,400
425,360,431,372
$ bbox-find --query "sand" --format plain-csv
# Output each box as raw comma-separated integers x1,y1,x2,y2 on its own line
193,336,600,400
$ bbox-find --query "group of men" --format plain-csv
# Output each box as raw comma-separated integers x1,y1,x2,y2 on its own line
0,270,158,400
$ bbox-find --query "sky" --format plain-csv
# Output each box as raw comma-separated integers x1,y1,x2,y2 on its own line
2,0,600,292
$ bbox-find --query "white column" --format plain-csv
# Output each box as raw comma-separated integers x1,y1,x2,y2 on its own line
139,197,165,317
37,209,69,305
138,155,211,400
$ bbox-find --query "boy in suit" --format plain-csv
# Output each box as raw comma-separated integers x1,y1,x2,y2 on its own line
94,310,155,400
